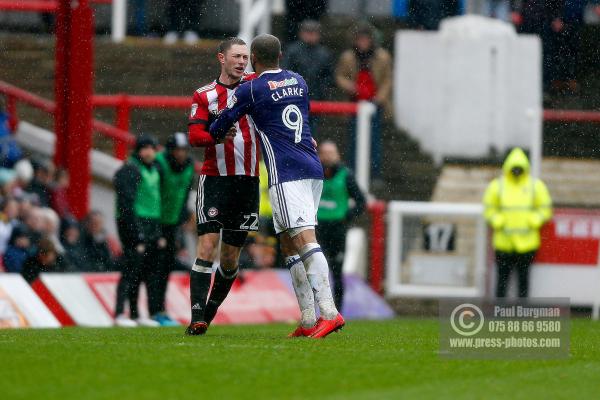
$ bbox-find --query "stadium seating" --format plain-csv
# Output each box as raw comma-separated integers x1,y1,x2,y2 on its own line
433,158,600,207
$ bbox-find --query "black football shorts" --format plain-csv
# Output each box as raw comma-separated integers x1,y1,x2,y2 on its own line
195,175,259,247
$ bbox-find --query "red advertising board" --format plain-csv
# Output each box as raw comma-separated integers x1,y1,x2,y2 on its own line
536,208,600,266
83,270,300,325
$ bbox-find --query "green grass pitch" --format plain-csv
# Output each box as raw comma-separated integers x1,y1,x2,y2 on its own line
1,319,599,399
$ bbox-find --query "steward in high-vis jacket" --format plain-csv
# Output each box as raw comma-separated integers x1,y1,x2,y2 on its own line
153,132,194,326
316,141,366,311
483,147,552,298
113,135,165,327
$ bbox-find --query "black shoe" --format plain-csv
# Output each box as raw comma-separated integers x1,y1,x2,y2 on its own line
185,321,208,336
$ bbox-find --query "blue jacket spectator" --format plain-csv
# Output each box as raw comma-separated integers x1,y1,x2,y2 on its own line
4,225,34,273
0,111,23,168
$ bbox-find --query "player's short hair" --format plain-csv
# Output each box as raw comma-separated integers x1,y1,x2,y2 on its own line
250,34,281,67
217,37,247,55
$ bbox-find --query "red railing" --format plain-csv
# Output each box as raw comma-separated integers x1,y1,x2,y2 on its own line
0,0,57,12
0,0,110,12
0,82,359,161
5,80,600,162
0,81,135,157
543,109,600,123
91,94,359,159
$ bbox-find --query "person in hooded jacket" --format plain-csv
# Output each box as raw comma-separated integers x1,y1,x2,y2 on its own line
152,133,194,326
113,135,166,327
483,148,553,298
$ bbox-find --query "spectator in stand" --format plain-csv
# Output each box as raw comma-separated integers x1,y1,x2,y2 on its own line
21,237,61,284
282,20,333,137
482,0,513,21
16,194,34,225
39,207,64,256
0,167,15,193
113,135,165,328
153,133,194,326
39,207,76,272
132,0,148,37
11,159,34,199
27,160,53,207
22,206,44,248
60,217,87,272
408,0,460,30
0,198,20,255
282,20,333,101
50,168,71,219
335,22,392,183
551,0,600,93
3,225,32,273
163,0,202,45
513,0,564,92
483,148,553,298
0,101,23,169
316,141,366,311
0,160,32,200
81,210,117,272
285,0,328,42
0,98,6,128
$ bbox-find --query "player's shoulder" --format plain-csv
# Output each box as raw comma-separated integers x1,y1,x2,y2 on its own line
195,80,217,95
284,69,308,86
260,69,302,84
241,72,257,82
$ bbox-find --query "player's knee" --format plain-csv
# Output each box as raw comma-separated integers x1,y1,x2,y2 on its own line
220,248,241,270
196,235,218,260
279,233,297,257
290,228,317,251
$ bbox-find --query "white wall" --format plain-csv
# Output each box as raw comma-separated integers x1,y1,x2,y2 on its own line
394,15,541,163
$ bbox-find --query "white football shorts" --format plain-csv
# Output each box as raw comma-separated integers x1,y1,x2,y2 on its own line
269,178,322,235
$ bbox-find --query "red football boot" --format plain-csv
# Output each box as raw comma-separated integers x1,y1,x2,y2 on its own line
185,321,208,336
287,318,322,338
308,314,345,338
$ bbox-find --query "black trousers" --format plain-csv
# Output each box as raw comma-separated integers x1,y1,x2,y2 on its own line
115,219,164,318
316,221,346,311
156,224,180,313
495,251,536,298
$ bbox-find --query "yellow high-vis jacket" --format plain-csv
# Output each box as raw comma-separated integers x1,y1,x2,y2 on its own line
483,148,553,254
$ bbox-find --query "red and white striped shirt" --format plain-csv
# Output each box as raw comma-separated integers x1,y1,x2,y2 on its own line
188,75,259,177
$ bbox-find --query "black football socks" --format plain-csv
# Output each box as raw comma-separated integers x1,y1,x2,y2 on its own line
190,259,213,322
203,266,239,325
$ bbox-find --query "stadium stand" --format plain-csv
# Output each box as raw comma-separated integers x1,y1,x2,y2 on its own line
433,158,600,207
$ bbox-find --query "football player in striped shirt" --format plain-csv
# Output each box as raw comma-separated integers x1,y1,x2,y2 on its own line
210,34,345,338
185,37,259,335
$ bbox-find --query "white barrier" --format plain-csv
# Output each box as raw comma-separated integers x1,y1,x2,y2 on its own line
39,274,114,327
355,101,377,194
0,274,60,328
394,16,541,165
386,201,487,298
